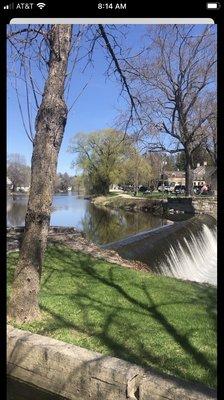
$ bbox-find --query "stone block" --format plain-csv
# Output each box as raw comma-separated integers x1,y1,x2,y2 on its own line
7,326,217,400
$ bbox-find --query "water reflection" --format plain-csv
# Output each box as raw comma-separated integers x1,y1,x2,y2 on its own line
82,203,168,244
7,193,167,245
7,195,28,227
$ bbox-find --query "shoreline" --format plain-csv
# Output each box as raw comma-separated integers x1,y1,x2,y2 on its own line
91,194,165,215
7,226,150,272
7,225,216,288
91,193,217,217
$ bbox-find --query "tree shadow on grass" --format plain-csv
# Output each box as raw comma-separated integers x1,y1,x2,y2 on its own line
37,244,217,387
190,283,217,328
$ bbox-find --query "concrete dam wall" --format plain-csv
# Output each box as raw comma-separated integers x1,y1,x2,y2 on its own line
102,215,217,285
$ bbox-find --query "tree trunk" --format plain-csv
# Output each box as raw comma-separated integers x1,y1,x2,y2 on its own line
100,179,110,195
134,175,139,196
185,152,194,196
8,25,72,323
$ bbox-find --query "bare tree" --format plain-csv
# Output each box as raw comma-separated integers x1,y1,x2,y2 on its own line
7,153,30,191
7,24,142,322
203,97,217,166
121,25,217,195
8,25,73,322
54,172,73,193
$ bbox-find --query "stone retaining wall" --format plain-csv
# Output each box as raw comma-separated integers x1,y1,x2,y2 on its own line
92,195,217,217
7,326,216,400
191,198,217,216
166,197,217,216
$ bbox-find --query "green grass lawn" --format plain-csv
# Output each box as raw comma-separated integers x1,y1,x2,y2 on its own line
7,244,217,388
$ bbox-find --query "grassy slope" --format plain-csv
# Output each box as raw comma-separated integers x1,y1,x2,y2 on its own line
7,244,217,388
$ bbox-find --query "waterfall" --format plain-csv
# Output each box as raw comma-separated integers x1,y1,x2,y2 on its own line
103,215,217,286
158,224,217,286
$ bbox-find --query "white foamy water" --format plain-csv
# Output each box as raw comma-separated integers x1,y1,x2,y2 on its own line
159,224,217,286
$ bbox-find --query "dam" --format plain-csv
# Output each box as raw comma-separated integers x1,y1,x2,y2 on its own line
102,215,217,286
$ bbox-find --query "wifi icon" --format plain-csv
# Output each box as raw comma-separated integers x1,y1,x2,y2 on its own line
37,2,46,9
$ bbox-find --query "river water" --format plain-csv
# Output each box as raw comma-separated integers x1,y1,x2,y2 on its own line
7,193,217,285
7,192,169,245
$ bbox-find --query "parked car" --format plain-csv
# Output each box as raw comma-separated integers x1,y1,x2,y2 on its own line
193,186,202,195
174,185,186,195
158,184,173,193
138,185,149,193
200,184,213,196
121,185,134,192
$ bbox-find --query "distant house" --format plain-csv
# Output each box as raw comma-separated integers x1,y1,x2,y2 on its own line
156,170,185,188
193,162,217,192
205,166,217,193
160,162,217,192
166,170,186,186
193,163,206,186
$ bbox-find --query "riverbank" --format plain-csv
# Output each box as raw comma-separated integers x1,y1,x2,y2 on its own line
7,227,149,272
92,194,164,215
7,243,217,389
92,193,217,216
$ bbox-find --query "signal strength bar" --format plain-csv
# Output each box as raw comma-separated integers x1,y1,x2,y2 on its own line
4,3,14,9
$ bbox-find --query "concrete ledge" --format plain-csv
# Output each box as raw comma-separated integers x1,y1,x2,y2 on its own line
7,325,216,400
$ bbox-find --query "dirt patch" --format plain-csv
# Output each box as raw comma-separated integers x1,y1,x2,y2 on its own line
49,233,149,272
7,227,150,273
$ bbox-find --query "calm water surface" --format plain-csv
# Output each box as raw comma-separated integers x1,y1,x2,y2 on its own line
7,192,168,244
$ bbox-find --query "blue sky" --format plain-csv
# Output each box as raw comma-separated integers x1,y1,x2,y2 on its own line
7,24,215,174
7,24,147,174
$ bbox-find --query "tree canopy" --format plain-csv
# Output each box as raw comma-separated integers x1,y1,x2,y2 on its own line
7,153,31,191
120,25,217,194
69,129,131,195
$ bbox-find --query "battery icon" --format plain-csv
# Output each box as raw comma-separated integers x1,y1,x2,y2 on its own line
206,2,221,9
